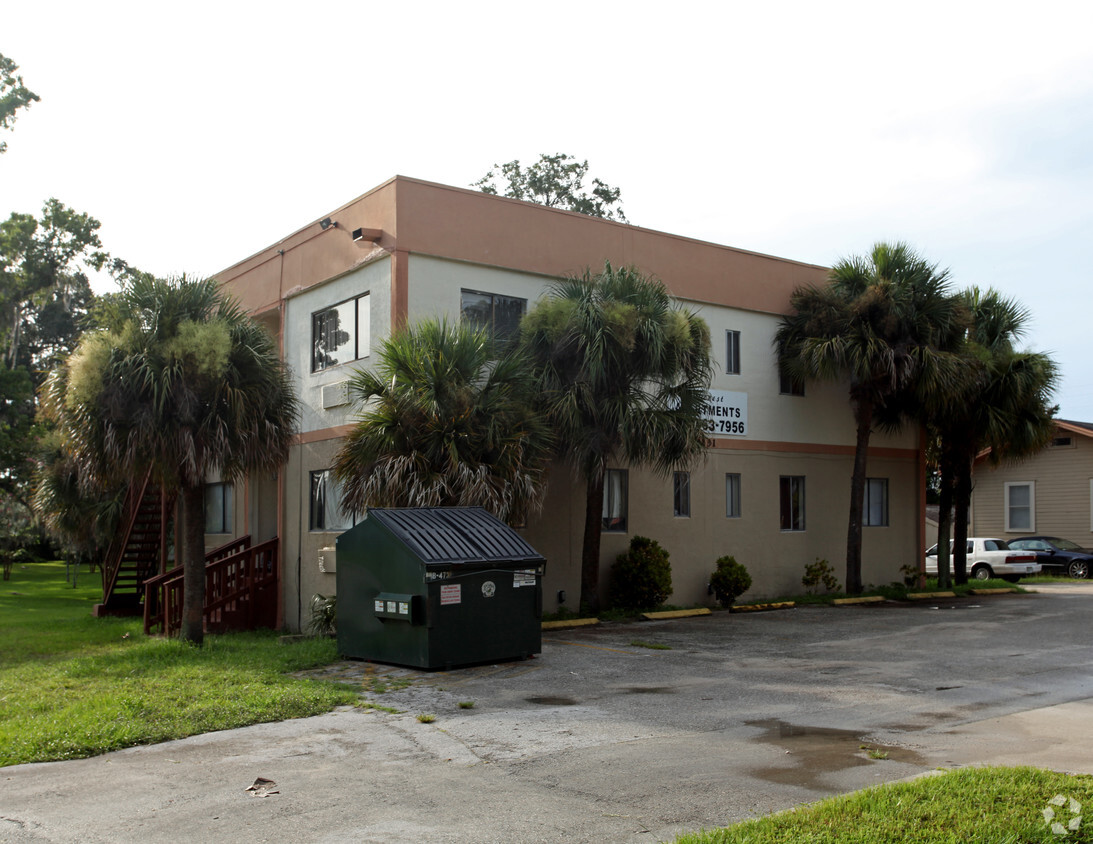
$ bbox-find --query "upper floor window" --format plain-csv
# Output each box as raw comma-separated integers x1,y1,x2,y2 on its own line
312,293,369,372
725,330,741,375
460,290,526,342
204,482,233,534
864,478,888,527
603,468,628,532
780,373,805,396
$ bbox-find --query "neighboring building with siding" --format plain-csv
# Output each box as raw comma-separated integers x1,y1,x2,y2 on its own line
971,420,1093,542
211,176,927,632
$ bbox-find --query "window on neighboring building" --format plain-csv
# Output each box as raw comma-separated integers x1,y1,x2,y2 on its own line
780,373,805,396
673,471,690,518
312,293,370,372
1005,481,1034,532
603,469,628,532
779,475,805,531
460,290,527,341
204,482,233,534
309,470,355,532
864,478,889,527
725,330,741,375
1051,436,1073,448
725,473,741,518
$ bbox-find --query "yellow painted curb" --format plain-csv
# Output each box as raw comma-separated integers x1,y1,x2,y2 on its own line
907,591,957,600
970,588,1018,595
729,601,796,613
833,595,886,605
641,608,712,620
541,618,600,630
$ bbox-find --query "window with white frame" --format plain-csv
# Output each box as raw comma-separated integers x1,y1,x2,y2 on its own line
204,482,232,534
863,478,889,527
602,469,628,532
779,373,805,396
725,330,741,375
1004,481,1034,532
725,473,741,518
312,293,369,372
673,471,690,517
460,290,527,341
309,469,356,532
779,475,805,531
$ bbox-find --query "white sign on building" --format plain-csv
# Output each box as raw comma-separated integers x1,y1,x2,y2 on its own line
704,390,747,437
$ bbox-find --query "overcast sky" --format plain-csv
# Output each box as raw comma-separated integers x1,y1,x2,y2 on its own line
6,1,1093,418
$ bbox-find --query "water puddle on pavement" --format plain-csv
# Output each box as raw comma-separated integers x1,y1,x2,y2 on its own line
745,719,924,790
526,696,578,706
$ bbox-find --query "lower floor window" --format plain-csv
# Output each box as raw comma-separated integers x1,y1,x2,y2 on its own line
603,469,628,532
779,475,805,531
204,482,233,534
673,471,690,518
725,473,741,518
1005,482,1034,532
864,478,888,527
310,469,354,532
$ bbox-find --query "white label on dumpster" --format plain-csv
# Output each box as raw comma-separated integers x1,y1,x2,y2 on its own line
386,601,397,613
513,570,536,588
374,600,384,613
440,584,461,605
398,602,410,615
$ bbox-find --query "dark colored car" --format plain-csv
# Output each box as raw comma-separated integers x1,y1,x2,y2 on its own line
1006,537,1093,579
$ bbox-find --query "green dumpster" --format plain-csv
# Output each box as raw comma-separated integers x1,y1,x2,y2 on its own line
336,507,545,669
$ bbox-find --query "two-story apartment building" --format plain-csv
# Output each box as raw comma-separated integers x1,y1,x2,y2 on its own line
212,176,925,631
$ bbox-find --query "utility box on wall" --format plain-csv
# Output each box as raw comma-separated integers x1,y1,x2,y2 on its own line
335,507,545,670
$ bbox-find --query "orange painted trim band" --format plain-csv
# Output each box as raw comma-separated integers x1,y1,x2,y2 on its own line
296,425,356,445
708,439,917,460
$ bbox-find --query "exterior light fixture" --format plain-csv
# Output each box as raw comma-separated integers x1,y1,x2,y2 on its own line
319,217,335,230
352,227,383,243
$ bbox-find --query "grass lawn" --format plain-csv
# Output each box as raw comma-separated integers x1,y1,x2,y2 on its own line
674,766,1093,843
0,561,358,767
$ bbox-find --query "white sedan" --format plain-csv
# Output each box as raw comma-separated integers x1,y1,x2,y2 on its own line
925,537,1041,582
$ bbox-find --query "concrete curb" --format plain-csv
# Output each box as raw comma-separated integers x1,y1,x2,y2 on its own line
833,595,886,605
641,608,712,620
907,591,958,600
541,618,600,630
970,587,1019,595
730,601,796,613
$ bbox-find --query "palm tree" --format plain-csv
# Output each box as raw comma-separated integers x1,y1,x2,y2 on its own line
332,318,553,526
928,288,1057,584
48,275,298,644
775,242,962,594
519,262,713,613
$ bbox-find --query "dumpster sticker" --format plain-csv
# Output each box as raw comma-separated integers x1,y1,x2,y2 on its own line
398,602,410,615
481,581,496,598
374,600,384,613
440,584,461,605
386,600,397,613
513,570,537,588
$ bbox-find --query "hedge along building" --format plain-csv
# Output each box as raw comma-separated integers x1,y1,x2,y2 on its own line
214,176,926,632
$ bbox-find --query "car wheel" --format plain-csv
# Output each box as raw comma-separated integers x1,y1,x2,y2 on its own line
1068,560,1090,579
971,564,993,581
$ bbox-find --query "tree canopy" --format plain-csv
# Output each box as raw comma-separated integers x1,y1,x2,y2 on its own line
519,262,712,612
333,318,553,526
45,275,299,643
473,153,628,222
775,242,962,593
0,52,39,154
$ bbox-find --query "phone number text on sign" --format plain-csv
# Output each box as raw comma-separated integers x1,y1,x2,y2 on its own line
703,390,747,438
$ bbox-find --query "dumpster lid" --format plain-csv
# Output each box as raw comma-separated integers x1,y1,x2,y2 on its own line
366,507,545,565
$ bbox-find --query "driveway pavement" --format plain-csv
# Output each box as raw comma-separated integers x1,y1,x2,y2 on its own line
3,584,1093,843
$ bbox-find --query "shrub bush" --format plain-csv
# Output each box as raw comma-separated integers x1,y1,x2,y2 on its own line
307,593,337,636
710,555,752,607
608,535,672,610
802,557,840,594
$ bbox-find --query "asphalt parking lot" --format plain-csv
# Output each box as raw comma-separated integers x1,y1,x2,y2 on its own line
4,584,1093,843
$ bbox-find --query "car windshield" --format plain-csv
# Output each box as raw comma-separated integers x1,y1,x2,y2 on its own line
1050,538,1084,551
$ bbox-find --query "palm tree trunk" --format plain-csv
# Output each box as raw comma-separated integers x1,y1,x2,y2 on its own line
845,400,873,594
180,484,205,645
581,470,606,615
935,447,954,590
953,456,973,585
